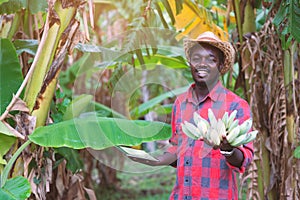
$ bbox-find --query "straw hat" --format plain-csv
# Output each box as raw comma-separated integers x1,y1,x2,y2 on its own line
184,31,235,75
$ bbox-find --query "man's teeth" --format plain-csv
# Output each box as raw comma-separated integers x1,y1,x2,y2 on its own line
197,70,208,74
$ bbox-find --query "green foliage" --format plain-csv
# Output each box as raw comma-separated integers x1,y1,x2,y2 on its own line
256,8,269,31
87,101,127,119
0,0,47,14
273,0,300,49
294,146,300,159
112,166,176,200
62,94,93,121
130,86,189,118
0,39,23,114
1,140,30,188
50,90,71,123
289,0,300,42
13,39,38,55
0,134,16,166
0,0,9,5
161,0,175,24
221,63,245,99
29,117,171,149
133,53,187,69
106,63,126,93
54,147,84,173
0,176,31,200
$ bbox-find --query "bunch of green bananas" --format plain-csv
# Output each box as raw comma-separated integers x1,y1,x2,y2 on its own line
181,109,258,147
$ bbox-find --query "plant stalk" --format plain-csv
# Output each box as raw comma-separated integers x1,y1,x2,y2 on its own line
23,1,77,113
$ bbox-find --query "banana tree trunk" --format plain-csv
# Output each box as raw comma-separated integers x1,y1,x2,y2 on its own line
13,1,83,199
281,43,299,199
232,1,276,199
23,0,80,127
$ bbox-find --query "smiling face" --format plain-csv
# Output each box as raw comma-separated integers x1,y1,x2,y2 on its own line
189,43,224,87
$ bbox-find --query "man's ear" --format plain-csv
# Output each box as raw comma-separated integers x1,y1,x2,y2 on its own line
218,63,224,73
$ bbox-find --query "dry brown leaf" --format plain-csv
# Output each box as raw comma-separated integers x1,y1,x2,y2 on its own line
45,158,53,193
83,186,97,200
67,174,86,200
10,95,30,112
28,168,46,200
56,160,68,198
15,113,36,136
23,149,33,177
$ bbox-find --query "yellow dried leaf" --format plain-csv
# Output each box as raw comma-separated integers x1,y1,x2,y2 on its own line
168,0,229,41
169,0,197,29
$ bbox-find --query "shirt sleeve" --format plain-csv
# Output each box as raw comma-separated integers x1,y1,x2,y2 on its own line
226,99,255,173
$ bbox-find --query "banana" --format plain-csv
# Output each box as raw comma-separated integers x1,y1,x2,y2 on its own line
208,108,217,127
193,112,201,125
226,126,241,144
239,118,253,135
242,130,258,144
221,112,229,128
227,110,238,128
217,119,226,140
184,121,202,138
210,128,220,146
229,132,248,147
227,119,239,133
197,120,208,136
181,123,198,140
203,127,212,140
194,112,209,126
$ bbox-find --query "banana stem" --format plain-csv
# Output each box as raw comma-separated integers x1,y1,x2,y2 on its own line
23,1,77,112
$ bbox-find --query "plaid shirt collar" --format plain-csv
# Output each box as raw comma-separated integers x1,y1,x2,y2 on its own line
185,80,226,104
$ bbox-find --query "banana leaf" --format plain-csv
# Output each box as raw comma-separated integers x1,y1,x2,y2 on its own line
13,39,38,55
29,117,171,149
0,38,23,114
0,0,47,14
0,176,31,200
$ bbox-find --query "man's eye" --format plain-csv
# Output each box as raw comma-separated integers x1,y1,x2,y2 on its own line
207,57,217,63
191,57,200,62
209,58,216,62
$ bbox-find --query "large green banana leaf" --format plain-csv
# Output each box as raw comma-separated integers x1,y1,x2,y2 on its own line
0,39,23,114
29,117,171,149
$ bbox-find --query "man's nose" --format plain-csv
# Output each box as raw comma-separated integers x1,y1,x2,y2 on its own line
196,58,207,66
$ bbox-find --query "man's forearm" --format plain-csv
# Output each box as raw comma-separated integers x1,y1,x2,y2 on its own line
156,152,177,166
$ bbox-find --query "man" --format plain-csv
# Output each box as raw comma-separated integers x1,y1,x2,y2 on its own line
130,31,254,199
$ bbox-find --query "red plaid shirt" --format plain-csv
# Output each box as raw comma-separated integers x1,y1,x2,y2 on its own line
168,81,254,200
